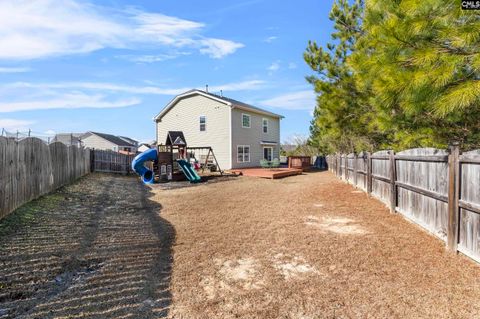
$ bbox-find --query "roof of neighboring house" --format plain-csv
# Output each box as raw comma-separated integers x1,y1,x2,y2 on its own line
83,131,136,147
118,136,138,146
154,89,284,121
166,131,187,146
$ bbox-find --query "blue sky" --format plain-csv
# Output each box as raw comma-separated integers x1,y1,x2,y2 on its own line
0,0,334,143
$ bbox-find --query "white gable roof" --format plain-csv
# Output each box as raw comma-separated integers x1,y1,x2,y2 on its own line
153,89,283,121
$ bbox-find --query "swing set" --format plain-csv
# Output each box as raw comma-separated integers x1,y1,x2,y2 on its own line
155,131,223,182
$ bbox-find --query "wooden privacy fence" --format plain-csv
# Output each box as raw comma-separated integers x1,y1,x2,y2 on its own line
90,149,135,174
326,146,480,263
0,137,90,219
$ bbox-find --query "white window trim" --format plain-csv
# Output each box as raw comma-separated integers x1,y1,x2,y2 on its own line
241,113,251,128
199,115,206,132
237,145,251,163
263,146,273,161
262,118,268,133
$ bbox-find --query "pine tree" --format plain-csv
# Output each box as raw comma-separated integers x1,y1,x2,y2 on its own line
351,0,480,149
305,0,387,154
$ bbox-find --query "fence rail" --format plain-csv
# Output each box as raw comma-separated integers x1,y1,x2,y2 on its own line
327,146,480,263
0,137,90,219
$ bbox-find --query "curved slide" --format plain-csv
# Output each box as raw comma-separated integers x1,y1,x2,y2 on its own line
177,159,201,183
132,148,157,184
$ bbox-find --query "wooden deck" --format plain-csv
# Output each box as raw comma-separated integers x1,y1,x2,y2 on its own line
227,167,303,179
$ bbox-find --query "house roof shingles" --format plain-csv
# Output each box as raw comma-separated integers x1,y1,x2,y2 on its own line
85,132,136,147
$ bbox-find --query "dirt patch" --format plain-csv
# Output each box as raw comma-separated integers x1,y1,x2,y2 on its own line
200,257,264,300
217,258,260,284
271,252,319,280
305,215,369,235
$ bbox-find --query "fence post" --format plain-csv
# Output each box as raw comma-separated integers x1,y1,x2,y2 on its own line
447,142,460,252
335,153,339,177
336,153,340,177
344,154,348,181
367,152,372,195
389,150,397,213
354,153,358,187
90,148,95,172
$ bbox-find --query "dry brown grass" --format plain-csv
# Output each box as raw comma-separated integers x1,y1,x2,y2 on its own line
152,171,480,319
2,171,480,318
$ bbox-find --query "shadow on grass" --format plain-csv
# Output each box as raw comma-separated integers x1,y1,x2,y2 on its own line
0,173,175,319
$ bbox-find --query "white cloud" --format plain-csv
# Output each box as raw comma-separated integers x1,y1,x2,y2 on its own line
133,12,204,44
264,36,278,43
260,90,316,111
44,129,56,135
4,80,265,96
288,62,297,69
117,52,190,63
0,67,31,73
0,119,35,131
0,93,141,113
268,61,280,72
0,80,267,112
199,38,245,59
3,82,190,95
0,0,243,60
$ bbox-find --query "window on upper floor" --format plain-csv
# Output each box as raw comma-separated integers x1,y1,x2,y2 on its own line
262,118,268,133
199,115,206,131
242,113,251,128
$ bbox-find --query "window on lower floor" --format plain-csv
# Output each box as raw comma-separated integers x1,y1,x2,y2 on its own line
237,145,250,163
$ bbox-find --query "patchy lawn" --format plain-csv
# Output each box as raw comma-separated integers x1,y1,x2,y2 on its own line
1,171,480,318
152,171,480,319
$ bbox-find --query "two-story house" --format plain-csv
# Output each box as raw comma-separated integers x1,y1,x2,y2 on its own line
154,89,283,169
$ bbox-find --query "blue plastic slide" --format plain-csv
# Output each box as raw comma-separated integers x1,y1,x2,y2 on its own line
132,148,157,184
177,159,201,183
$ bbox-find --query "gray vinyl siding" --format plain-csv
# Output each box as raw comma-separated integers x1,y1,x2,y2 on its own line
82,134,118,151
230,109,280,168
156,94,231,169
82,134,136,152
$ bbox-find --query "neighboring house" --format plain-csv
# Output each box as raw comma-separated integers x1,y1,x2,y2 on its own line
51,133,83,147
81,131,138,153
154,89,283,169
138,143,152,153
